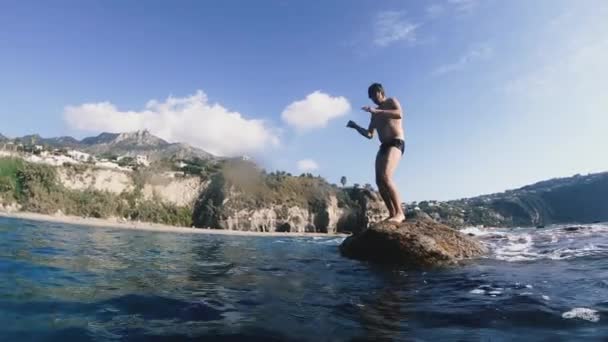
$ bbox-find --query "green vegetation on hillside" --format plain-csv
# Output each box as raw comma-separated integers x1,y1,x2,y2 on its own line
0,158,24,201
1,157,365,231
413,172,608,227
228,161,340,207
0,157,193,227
193,159,363,229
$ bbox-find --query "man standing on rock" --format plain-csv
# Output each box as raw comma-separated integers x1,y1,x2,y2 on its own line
347,83,405,223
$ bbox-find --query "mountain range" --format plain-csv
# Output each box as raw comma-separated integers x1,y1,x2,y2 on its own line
1,130,213,161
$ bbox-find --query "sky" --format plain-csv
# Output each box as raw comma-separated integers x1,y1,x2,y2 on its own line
1,0,607,201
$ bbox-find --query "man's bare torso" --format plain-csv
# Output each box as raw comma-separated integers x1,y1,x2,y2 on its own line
372,98,404,143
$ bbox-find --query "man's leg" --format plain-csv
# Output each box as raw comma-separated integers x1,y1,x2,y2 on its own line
375,150,395,218
383,147,404,223
379,183,395,218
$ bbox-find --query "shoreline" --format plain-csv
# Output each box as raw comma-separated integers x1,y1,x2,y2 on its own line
0,211,349,238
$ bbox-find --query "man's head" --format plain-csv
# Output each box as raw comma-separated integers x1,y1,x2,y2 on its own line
368,83,385,105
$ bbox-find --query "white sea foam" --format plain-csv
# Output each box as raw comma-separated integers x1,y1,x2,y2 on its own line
463,223,608,262
562,308,600,322
316,237,346,245
470,285,505,296
544,244,603,260
493,233,537,261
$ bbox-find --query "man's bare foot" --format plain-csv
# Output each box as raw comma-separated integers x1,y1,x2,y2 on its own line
387,214,405,224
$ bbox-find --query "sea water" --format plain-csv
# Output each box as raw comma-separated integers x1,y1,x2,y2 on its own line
1,217,606,341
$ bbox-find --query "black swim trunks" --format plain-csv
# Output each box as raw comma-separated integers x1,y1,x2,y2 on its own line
379,138,405,155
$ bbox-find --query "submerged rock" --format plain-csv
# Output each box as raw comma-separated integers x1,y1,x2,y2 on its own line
562,225,593,232
339,218,487,267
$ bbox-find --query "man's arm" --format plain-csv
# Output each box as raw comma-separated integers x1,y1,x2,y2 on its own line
365,98,403,119
347,120,374,139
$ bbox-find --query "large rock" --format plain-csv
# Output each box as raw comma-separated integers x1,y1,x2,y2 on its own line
339,219,487,267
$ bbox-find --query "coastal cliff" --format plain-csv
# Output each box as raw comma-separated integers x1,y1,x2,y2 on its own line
192,160,389,233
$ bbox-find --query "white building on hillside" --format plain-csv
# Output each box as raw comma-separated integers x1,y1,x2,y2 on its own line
67,150,92,162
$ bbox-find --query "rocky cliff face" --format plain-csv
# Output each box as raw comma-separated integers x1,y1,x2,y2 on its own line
58,167,134,194
202,190,389,234
192,171,389,233
221,204,322,233
142,177,207,207
58,166,204,206
343,189,390,233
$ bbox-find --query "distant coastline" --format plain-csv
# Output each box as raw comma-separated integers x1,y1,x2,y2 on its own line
3,131,608,230
0,210,348,238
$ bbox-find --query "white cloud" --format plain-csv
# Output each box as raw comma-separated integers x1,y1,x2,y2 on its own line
373,11,418,47
297,159,319,172
281,91,351,131
432,44,492,76
64,90,279,157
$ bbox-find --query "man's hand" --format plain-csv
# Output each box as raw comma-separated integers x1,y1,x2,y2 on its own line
347,120,374,139
346,120,358,129
361,106,378,114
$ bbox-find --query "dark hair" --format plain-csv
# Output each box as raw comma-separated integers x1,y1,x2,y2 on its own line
368,83,384,98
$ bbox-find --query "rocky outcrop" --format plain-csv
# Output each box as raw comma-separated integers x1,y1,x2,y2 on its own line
335,189,389,234
192,172,389,233
339,218,487,267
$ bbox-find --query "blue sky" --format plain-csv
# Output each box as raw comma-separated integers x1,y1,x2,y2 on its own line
1,0,607,201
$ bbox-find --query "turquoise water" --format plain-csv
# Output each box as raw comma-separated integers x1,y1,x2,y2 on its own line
1,217,607,341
